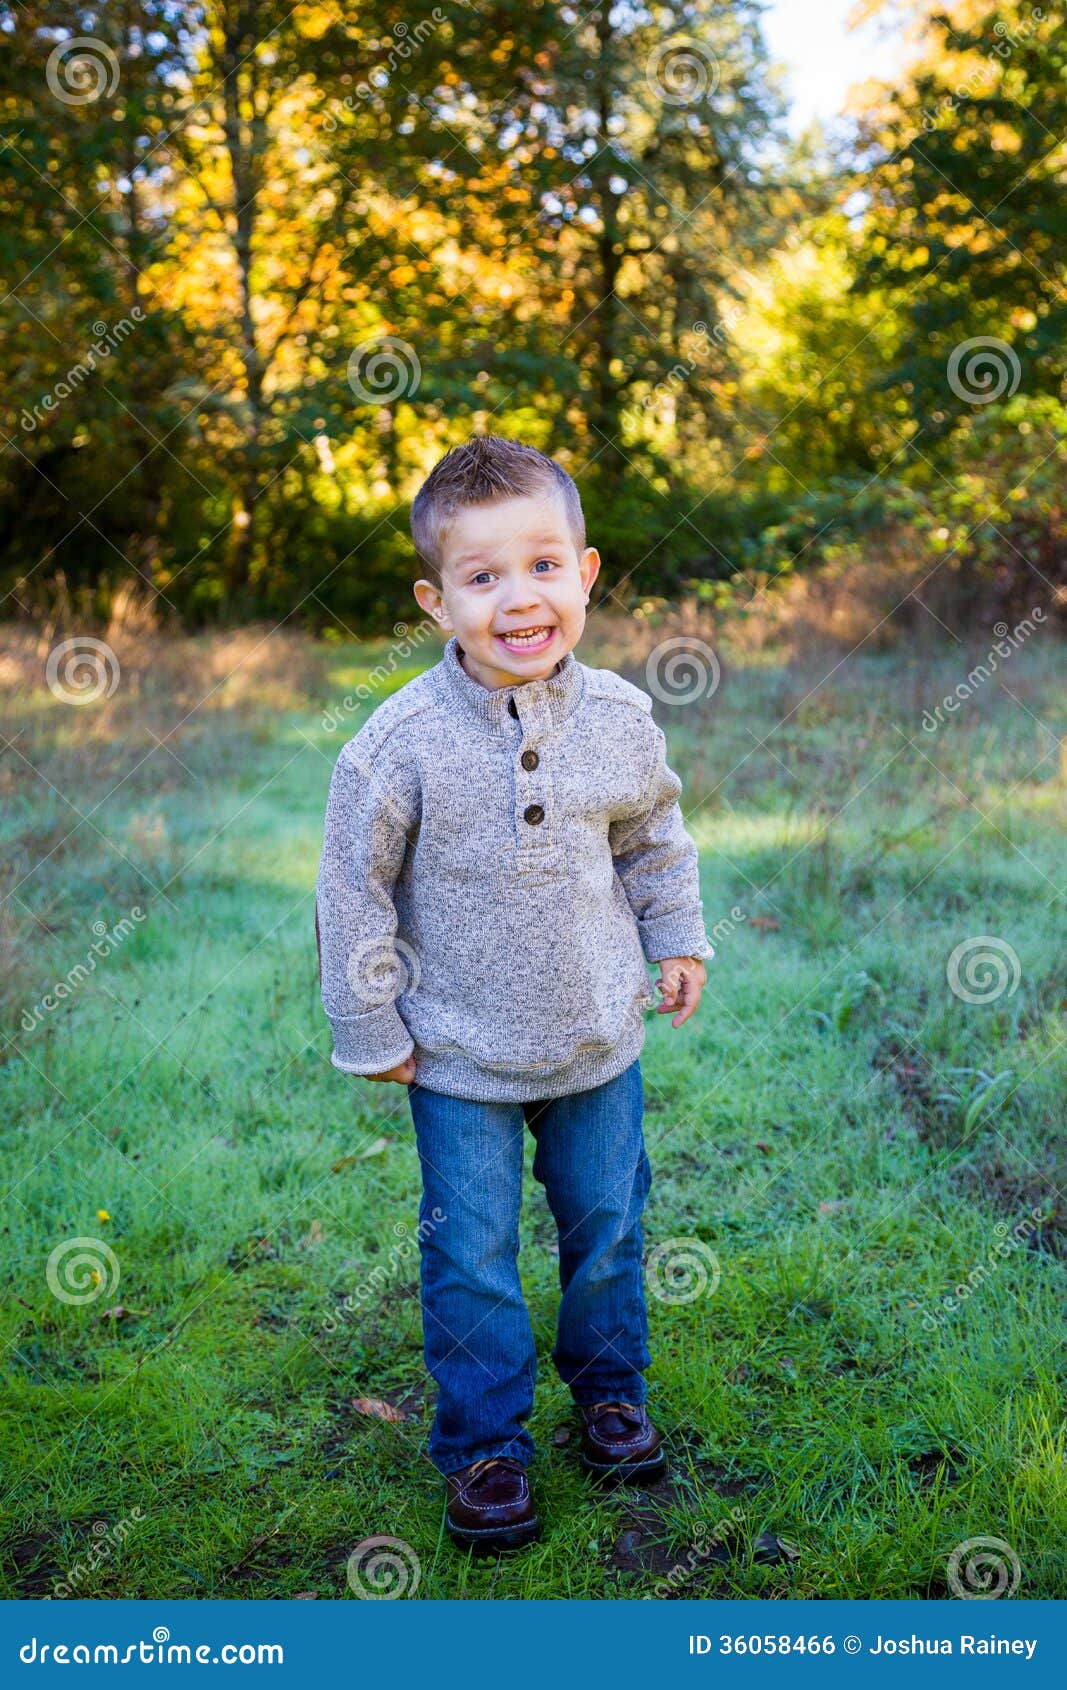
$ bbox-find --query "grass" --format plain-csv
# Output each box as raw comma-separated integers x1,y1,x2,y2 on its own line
1,603,1065,1600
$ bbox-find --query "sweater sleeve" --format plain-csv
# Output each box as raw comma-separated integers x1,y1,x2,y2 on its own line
609,723,714,965
315,740,418,1076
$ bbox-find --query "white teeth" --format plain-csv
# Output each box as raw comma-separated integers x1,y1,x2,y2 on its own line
500,628,551,644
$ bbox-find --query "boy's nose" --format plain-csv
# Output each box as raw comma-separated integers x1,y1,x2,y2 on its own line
501,593,549,614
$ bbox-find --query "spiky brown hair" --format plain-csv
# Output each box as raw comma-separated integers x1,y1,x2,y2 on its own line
410,434,585,588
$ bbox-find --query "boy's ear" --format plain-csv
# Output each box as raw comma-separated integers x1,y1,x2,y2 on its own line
580,546,601,600
413,578,452,630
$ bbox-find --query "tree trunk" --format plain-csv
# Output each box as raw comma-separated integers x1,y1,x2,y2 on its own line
221,3,269,610
589,7,626,487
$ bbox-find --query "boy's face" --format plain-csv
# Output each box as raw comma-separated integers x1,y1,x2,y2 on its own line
413,491,601,690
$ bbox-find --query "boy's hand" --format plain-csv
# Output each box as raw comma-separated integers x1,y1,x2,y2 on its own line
366,1055,417,1084
654,956,707,1028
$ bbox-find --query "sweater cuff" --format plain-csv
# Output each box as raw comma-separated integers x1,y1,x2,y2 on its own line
327,1002,414,1077
638,909,715,965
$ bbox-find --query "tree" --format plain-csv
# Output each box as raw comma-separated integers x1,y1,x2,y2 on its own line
0,2,197,605
515,1,786,485
851,0,1067,445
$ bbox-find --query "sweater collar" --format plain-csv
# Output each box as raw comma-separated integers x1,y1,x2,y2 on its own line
437,633,585,734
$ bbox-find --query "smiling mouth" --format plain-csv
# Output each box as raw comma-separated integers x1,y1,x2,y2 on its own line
495,626,556,650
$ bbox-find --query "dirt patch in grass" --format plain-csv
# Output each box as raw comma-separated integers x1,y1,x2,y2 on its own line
600,1441,791,1586
952,1155,1066,1261
608,1521,687,1578
871,1033,942,1141
904,1448,966,1489
605,1499,794,1586
5,1529,65,1597
3,1514,132,1598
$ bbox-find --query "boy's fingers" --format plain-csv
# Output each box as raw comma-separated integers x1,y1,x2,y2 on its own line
656,959,704,1014
670,969,703,1027
366,1056,416,1083
676,981,706,1026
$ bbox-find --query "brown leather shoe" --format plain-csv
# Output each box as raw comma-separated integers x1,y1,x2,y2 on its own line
578,1400,667,1482
445,1456,541,1552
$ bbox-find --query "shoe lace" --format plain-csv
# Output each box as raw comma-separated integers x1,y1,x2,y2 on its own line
586,1399,645,1425
465,1456,526,1483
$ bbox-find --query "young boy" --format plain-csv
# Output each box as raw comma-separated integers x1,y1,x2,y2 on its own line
315,435,712,1552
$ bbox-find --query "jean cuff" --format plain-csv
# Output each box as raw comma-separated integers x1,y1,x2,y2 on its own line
570,1384,648,1408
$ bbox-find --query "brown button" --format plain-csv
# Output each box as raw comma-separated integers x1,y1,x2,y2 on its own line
520,749,539,771
507,698,519,717
523,804,544,825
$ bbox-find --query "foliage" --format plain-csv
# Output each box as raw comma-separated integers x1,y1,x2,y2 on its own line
0,1,1064,631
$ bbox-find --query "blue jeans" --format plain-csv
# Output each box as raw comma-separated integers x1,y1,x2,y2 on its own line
405,1059,652,1476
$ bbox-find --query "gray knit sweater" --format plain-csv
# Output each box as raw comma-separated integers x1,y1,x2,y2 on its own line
315,634,714,1102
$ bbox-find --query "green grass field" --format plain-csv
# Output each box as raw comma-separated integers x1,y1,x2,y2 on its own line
2,611,1064,1600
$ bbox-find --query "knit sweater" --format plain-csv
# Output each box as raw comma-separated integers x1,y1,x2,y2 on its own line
315,633,714,1102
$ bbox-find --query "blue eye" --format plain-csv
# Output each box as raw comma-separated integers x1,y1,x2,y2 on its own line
468,560,555,583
